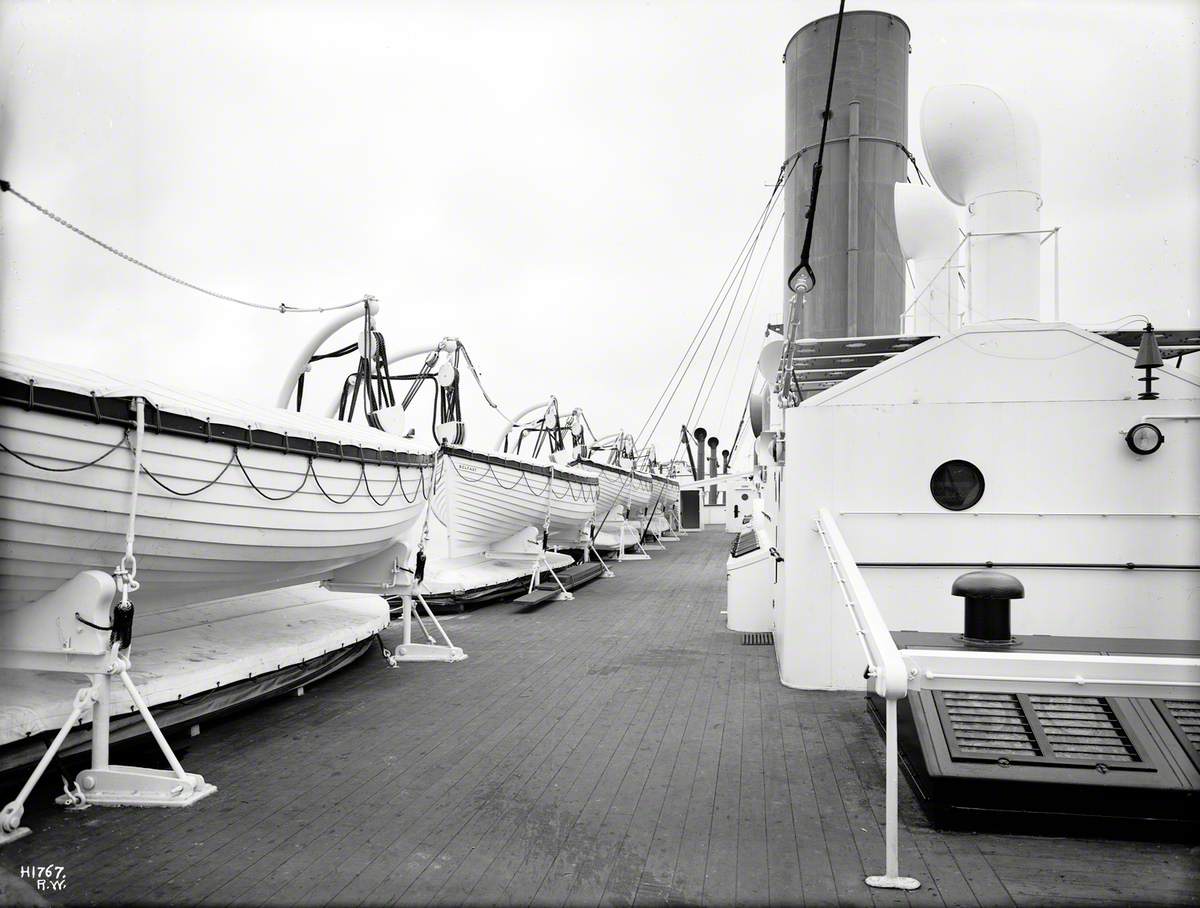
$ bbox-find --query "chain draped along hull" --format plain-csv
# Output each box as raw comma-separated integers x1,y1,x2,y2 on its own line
432,447,599,557
0,355,433,613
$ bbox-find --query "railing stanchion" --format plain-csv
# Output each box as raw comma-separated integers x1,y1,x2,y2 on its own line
816,507,919,891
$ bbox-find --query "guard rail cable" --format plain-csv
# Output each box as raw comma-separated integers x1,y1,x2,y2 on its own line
1,180,369,315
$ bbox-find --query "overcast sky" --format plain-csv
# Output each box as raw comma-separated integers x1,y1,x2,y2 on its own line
2,0,1197,460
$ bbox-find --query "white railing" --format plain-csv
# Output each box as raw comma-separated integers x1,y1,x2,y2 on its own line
907,648,1200,701
814,508,908,699
814,505,1200,893
813,508,918,891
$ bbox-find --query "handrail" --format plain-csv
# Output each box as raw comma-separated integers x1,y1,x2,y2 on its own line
814,508,908,701
906,649,1200,701
816,506,920,890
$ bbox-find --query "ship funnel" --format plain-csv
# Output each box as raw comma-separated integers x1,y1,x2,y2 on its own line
894,183,962,334
921,84,1042,323
784,11,910,338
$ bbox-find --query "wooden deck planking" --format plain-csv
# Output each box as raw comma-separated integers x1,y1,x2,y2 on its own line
2,529,1198,907
757,655,805,907
596,653,705,906
630,624,721,904
557,655,702,905
184,641,570,903
331,618,667,902
101,613,542,896
254,651,599,906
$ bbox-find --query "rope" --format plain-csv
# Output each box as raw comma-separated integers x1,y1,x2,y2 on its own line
138,446,237,496
0,408,427,507
0,180,369,314
110,400,144,649
439,449,598,504
362,463,403,506
233,450,313,501
0,429,129,472
458,343,513,425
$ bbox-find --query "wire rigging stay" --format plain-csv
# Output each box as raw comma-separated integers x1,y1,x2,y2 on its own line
697,207,787,440
634,155,799,451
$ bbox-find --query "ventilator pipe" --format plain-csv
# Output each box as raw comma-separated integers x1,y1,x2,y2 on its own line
277,299,380,408
693,427,708,480
921,84,1042,323
494,398,554,451
706,436,721,506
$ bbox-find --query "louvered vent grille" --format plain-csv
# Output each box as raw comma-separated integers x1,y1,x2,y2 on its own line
942,692,1041,756
730,531,760,558
1161,700,1200,750
1029,695,1138,763
742,632,774,646
939,692,1145,766
1157,699,1200,772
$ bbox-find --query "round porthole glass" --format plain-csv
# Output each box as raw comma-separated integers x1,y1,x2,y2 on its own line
930,460,985,511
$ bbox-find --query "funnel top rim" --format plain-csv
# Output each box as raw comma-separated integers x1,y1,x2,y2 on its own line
783,10,911,57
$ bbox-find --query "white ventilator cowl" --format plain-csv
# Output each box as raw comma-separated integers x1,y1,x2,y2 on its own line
921,84,1042,323
894,183,962,334
757,339,785,382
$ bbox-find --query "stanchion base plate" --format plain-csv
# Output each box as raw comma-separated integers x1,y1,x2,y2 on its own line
0,826,32,846
866,875,920,890
390,644,468,663
75,766,217,808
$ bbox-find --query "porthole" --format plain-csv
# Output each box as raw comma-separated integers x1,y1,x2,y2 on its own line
930,460,985,511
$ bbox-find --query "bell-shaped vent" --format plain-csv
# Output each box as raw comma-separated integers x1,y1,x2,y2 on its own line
1135,325,1165,369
